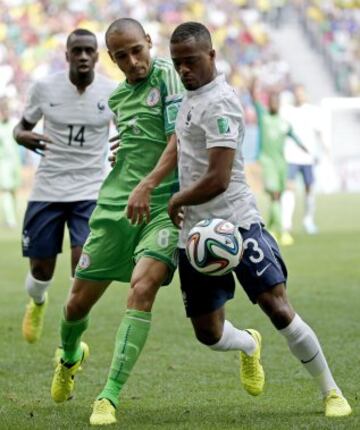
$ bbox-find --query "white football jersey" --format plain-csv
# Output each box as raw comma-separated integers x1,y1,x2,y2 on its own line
24,71,116,201
176,74,262,248
281,103,322,165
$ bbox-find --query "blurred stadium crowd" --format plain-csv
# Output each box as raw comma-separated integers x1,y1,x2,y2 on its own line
296,0,360,96
0,0,359,175
1,0,359,103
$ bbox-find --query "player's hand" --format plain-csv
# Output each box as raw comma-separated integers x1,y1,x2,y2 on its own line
127,181,152,225
16,130,52,156
108,135,121,167
168,194,184,229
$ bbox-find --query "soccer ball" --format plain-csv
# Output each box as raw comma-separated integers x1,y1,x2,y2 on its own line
186,218,243,276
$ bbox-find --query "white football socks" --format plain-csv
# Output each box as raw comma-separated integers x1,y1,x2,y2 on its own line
279,314,340,396
25,271,51,304
209,320,256,355
281,189,295,232
304,188,316,221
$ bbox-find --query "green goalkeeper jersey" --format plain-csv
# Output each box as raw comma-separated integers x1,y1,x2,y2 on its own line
98,58,183,208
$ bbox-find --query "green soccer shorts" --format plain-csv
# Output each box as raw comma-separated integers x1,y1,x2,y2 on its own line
75,204,178,284
260,156,287,193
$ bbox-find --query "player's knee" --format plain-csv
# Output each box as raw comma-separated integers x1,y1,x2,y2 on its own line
269,304,293,328
31,264,53,281
258,289,294,329
128,279,159,311
65,297,90,321
261,300,293,329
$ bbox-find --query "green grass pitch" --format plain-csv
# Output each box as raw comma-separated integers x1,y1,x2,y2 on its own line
0,193,359,429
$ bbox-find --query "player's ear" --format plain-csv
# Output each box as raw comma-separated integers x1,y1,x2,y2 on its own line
209,49,216,60
65,51,69,63
107,50,116,63
145,34,152,49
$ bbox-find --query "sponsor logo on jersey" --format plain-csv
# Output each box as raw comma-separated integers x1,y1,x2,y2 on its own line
217,116,230,134
97,100,106,112
78,253,91,269
146,88,160,107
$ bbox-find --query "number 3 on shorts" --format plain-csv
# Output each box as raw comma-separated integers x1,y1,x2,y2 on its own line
243,238,264,263
157,228,170,248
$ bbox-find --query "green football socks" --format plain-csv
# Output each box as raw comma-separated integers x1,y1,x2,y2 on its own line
61,313,89,364
97,309,152,408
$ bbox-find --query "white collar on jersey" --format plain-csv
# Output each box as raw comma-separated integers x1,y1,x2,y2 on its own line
186,73,225,97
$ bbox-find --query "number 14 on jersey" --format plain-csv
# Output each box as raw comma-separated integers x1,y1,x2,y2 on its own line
68,125,86,146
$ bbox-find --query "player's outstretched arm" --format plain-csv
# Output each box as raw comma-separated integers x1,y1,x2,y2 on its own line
287,128,309,154
13,118,52,156
168,147,234,228
126,133,177,225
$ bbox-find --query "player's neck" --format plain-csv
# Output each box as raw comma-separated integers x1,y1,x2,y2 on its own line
69,71,95,93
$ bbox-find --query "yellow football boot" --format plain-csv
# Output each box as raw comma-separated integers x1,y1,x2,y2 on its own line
240,329,265,396
51,341,89,403
22,293,48,343
90,398,117,426
324,390,352,417
280,231,294,246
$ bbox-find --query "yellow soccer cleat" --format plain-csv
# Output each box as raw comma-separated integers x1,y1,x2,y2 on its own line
240,329,265,396
324,390,352,417
90,398,117,426
53,346,63,367
280,231,294,246
22,293,48,343
51,341,89,403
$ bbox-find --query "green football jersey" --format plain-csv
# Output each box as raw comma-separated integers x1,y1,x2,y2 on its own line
255,101,290,163
98,58,183,208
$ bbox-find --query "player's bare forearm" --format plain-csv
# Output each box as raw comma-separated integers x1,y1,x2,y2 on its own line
126,133,177,224
143,133,177,189
168,147,234,227
168,178,224,229
173,173,227,207
13,118,52,155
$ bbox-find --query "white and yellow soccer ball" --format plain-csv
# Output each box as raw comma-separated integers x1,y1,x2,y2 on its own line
186,218,243,276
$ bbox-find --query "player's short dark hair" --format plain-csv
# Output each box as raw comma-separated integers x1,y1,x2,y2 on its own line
105,18,146,47
170,22,212,48
66,29,97,49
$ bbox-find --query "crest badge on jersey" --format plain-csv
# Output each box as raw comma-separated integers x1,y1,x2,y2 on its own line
146,88,160,107
97,100,106,112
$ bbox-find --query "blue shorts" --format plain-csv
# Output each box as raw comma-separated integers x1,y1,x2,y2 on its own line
22,201,96,259
178,223,287,318
288,163,314,187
